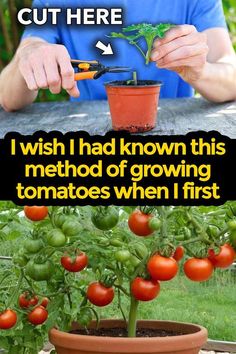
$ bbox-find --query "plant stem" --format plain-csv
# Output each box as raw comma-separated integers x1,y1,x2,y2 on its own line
117,289,127,323
133,72,138,86
6,270,23,308
181,237,203,245
186,211,211,245
128,296,139,337
131,42,146,60
115,284,130,297
159,206,167,242
145,38,153,65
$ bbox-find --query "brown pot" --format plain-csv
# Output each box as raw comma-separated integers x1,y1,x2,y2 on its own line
105,81,162,133
49,319,208,354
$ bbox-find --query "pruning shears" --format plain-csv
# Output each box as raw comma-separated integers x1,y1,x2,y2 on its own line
71,59,131,81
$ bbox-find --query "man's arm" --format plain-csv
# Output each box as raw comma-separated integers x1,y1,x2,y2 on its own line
0,38,80,112
151,25,236,103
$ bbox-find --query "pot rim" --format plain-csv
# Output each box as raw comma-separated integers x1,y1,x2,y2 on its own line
104,80,163,88
49,319,207,345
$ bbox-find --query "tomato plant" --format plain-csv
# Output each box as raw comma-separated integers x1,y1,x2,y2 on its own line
110,23,173,65
0,203,234,352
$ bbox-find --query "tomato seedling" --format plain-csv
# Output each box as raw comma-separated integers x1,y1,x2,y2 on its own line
110,23,174,64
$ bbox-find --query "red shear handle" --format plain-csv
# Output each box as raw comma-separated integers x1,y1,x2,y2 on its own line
74,71,97,81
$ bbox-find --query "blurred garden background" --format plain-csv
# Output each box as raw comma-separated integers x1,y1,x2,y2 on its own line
0,0,236,102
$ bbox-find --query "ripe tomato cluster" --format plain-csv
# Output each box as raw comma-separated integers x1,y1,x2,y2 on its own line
126,209,236,302
0,293,49,330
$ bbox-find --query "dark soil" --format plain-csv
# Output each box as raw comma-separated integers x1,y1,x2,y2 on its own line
70,327,185,338
114,124,154,133
106,80,161,87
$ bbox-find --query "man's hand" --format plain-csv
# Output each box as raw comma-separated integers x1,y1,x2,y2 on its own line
151,25,209,83
17,38,80,97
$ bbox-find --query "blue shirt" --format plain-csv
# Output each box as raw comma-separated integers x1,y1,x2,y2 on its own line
23,0,227,101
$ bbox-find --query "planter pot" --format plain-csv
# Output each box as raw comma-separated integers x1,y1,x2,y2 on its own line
105,81,162,133
49,319,208,354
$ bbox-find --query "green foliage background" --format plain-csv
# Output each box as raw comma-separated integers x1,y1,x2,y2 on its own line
0,0,235,102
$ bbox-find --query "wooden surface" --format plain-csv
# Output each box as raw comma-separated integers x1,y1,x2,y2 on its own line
203,340,236,352
0,98,236,138
38,347,235,354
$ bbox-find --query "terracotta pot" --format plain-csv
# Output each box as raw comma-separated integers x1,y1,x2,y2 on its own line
105,81,162,133
49,319,208,354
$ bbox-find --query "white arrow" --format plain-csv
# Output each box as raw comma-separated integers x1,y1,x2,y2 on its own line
96,41,113,55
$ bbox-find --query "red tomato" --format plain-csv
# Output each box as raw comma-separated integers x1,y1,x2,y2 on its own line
0,309,17,330
173,246,185,262
24,206,48,222
184,258,214,282
19,293,38,308
41,297,49,308
131,277,160,302
128,210,153,237
27,306,48,325
208,244,235,269
147,255,178,281
87,282,115,307
61,252,88,272
29,296,39,307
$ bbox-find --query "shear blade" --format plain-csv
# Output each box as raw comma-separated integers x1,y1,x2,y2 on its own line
107,67,132,73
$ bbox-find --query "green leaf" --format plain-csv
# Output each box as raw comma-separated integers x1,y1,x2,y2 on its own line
122,24,144,32
6,230,22,240
154,23,174,38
